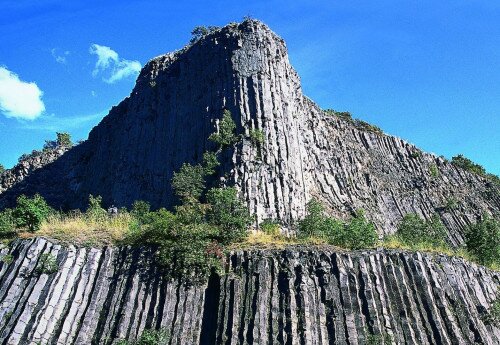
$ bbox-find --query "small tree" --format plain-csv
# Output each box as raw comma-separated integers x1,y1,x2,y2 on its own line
340,210,378,249
0,209,15,236
209,110,238,148
171,163,206,202
86,195,107,220
206,187,251,244
248,128,265,146
298,198,331,238
396,213,447,247
190,26,209,43
56,132,73,147
465,216,499,266
13,194,53,232
0,163,5,174
131,200,151,223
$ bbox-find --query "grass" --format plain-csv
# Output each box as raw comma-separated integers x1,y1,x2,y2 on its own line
9,213,498,272
19,212,134,247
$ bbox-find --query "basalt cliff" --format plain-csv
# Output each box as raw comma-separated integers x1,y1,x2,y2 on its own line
0,19,499,344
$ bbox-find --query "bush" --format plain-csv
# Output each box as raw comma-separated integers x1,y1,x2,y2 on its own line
429,164,439,178
206,187,251,244
13,194,53,232
209,110,238,148
260,219,281,236
396,213,448,247
56,132,73,147
483,295,500,327
171,163,206,202
298,199,377,249
0,209,15,237
248,128,265,146
340,210,378,249
452,154,486,175
465,216,499,266
298,198,330,238
0,163,4,174
131,200,151,223
35,253,58,275
117,328,170,345
189,26,219,43
86,195,107,221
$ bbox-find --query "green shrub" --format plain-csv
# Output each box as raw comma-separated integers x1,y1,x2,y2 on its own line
465,216,499,266
248,128,265,146
1,254,13,264
86,195,107,221
209,110,238,148
452,154,486,175
260,219,281,236
35,253,58,275
396,213,448,247
13,194,53,232
136,328,169,345
56,132,73,147
340,210,378,249
354,119,383,134
206,187,251,244
298,198,331,239
189,26,219,43
117,328,170,345
483,295,500,327
0,163,4,174
410,151,422,159
202,151,220,175
171,163,206,202
429,164,439,178
131,201,151,221
0,208,15,236
444,197,459,211
298,200,377,249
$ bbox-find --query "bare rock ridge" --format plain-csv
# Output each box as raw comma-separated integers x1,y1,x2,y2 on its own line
0,20,498,244
0,238,498,344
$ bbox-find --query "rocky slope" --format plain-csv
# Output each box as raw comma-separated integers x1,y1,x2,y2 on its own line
0,19,498,244
0,238,498,344
0,148,67,195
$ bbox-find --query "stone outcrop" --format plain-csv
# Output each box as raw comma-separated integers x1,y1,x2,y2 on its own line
0,20,498,245
0,238,498,344
0,148,67,195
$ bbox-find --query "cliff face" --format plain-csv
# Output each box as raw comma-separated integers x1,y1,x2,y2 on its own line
0,20,498,244
0,238,498,344
0,148,67,195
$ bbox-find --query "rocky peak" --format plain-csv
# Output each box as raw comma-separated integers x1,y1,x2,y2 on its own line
0,19,498,245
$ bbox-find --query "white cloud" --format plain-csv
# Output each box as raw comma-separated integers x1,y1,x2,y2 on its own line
89,44,141,83
0,67,45,120
51,48,70,64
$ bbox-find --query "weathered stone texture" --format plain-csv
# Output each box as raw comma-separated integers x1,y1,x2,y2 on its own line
0,238,498,344
0,148,67,195
0,20,498,244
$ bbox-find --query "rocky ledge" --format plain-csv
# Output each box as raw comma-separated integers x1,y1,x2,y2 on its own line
0,238,498,344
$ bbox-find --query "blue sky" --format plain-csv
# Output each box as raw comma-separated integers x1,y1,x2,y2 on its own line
0,0,499,174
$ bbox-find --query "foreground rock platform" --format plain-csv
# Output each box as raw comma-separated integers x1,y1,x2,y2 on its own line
0,238,498,344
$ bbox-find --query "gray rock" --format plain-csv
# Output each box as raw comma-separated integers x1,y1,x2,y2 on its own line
0,238,498,344
0,20,497,245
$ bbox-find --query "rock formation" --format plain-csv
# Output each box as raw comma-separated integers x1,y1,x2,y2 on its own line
0,238,498,344
0,20,498,245
0,147,67,195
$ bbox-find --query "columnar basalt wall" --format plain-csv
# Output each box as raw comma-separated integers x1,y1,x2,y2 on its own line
0,238,498,344
0,20,498,244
